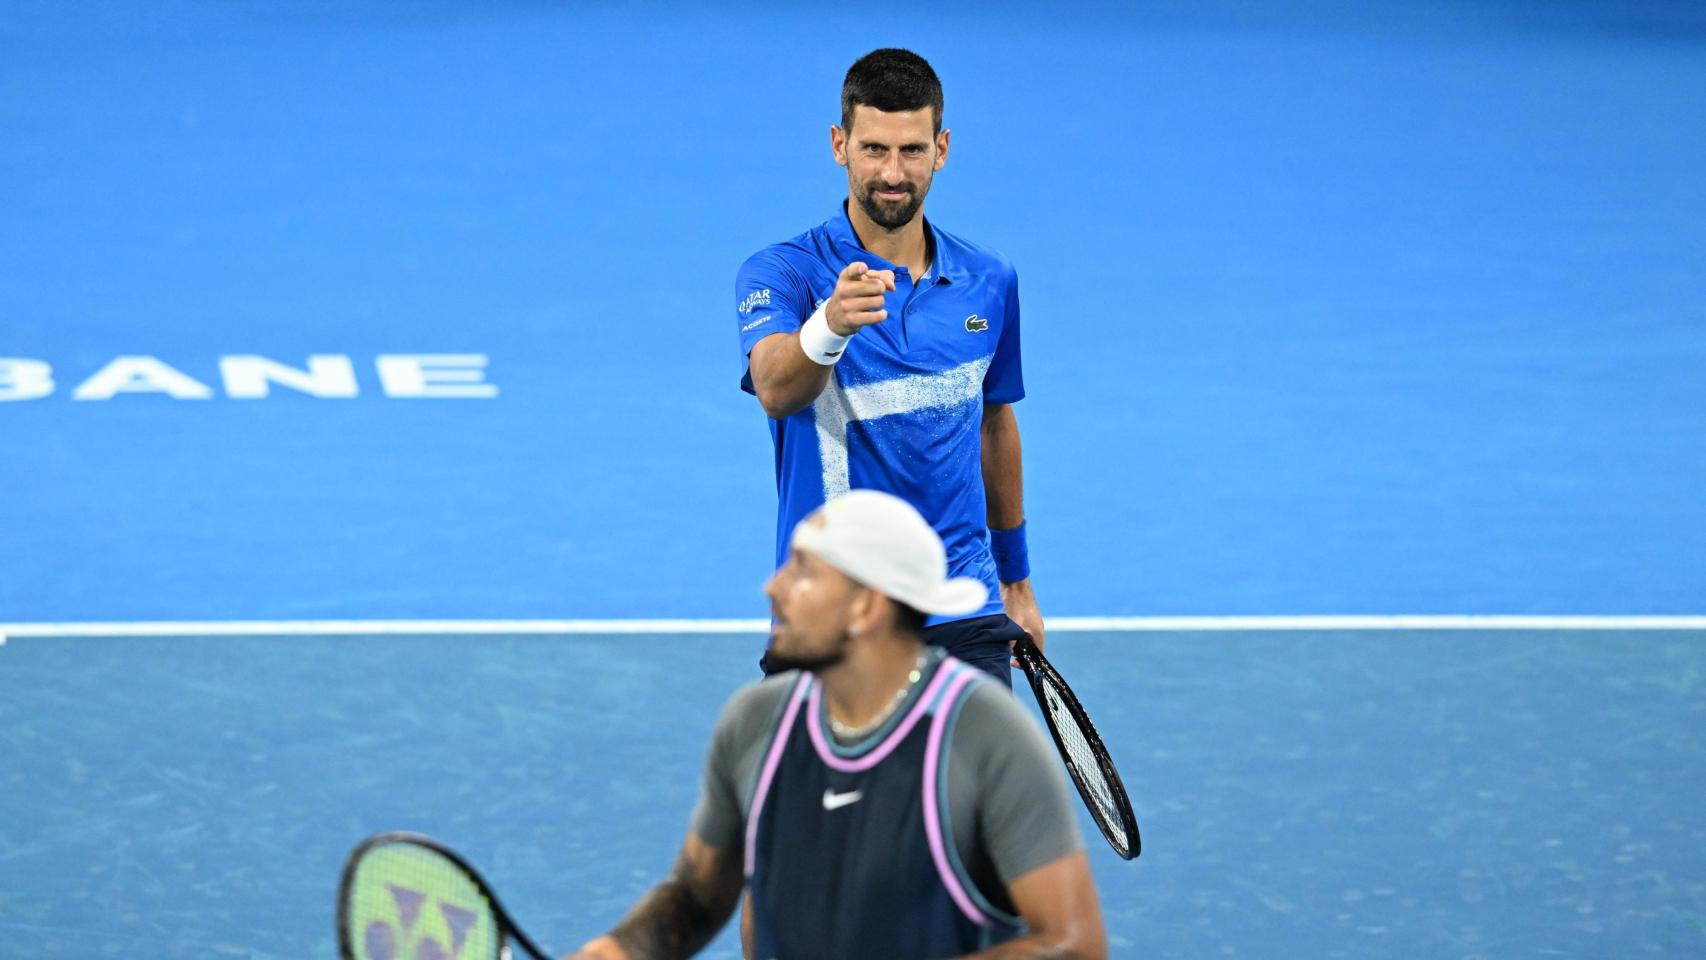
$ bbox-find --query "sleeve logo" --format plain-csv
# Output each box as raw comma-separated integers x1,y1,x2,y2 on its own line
739,289,773,314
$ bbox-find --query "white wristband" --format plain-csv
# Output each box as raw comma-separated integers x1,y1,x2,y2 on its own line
798,301,852,366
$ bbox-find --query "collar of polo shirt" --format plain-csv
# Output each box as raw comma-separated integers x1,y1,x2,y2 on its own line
827,202,967,285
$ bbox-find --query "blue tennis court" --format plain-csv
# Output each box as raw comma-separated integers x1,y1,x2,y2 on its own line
3,0,1704,957
5,627,1705,957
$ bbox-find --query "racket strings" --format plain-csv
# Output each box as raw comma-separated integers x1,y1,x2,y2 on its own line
344,843,499,960
1040,678,1130,853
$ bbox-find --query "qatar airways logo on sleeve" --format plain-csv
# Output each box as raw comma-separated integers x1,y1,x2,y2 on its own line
738,289,771,314
0,354,499,402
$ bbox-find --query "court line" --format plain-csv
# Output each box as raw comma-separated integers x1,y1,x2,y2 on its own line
2,616,1704,638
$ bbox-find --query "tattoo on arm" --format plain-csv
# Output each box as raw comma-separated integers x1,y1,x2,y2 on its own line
607,843,742,960
961,941,1090,960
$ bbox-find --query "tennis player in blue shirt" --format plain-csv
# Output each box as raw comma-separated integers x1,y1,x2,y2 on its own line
736,48,1040,686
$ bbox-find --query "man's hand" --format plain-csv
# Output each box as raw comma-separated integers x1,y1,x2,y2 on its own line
747,260,895,418
1002,577,1044,667
561,936,627,960
826,261,896,335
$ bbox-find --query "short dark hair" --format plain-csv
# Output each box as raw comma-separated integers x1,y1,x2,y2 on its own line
892,600,929,637
841,48,944,135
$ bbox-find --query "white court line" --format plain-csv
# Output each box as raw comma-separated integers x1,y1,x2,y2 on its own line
0,620,770,637
1050,615,1706,631
1,616,1704,638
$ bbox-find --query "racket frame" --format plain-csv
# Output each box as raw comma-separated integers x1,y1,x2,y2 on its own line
337,830,553,960
1013,635,1142,860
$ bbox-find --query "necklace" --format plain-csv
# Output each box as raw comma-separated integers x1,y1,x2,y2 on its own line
829,652,929,740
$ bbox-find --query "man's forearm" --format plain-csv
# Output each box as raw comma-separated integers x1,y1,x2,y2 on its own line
749,332,834,419
954,935,1098,960
603,876,728,960
982,403,1025,529
581,838,743,960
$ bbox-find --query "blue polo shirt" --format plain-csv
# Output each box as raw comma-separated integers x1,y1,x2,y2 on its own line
736,204,1024,623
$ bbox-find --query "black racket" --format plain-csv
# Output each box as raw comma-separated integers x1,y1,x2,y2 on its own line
338,831,553,960
1013,635,1142,860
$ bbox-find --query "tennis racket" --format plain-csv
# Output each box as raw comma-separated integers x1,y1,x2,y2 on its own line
1013,634,1142,860
338,831,553,960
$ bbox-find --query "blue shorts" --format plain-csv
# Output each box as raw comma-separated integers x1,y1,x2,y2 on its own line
923,613,1020,689
759,613,1019,690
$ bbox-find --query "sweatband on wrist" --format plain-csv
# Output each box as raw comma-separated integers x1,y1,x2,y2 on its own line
990,521,1030,583
798,301,851,366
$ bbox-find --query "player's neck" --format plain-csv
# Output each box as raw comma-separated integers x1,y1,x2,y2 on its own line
821,637,928,731
846,201,932,276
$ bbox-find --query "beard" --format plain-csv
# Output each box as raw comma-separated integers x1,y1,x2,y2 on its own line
762,646,848,674
855,179,925,230
763,626,851,674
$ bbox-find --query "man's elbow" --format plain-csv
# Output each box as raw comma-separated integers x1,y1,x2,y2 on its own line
1072,931,1109,960
753,379,812,420
1032,929,1106,960
1039,917,1107,960
754,384,798,420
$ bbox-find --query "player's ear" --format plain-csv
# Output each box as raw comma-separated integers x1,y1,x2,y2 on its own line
848,587,881,636
831,124,848,167
934,127,949,171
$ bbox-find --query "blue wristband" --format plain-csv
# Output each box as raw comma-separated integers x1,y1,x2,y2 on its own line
989,521,1030,584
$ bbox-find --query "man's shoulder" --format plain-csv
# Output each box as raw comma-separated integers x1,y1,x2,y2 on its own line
931,222,1018,281
947,672,1055,770
954,672,1032,730
714,670,801,742
740,222,835,277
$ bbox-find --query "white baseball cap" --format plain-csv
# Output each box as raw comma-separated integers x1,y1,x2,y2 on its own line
791,489,989,616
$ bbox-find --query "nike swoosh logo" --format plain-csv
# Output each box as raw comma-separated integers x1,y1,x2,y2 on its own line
822,788,863,811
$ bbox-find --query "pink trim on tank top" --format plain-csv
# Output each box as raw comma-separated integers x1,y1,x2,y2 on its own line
805,658,958,772
922,667,994,927
743,673,812,877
